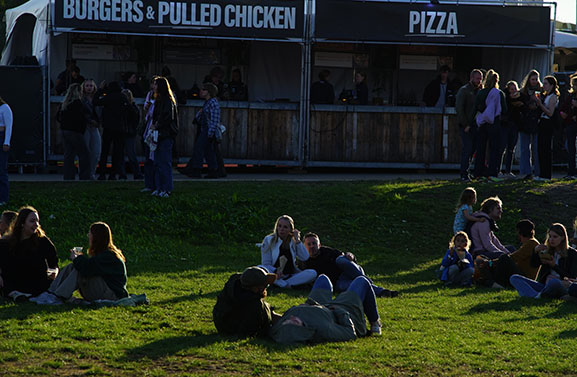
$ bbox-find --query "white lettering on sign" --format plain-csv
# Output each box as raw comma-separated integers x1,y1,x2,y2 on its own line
408,10,459,36
63,0,145,22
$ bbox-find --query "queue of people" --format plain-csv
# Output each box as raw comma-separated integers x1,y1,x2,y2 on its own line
0,206,128,304
457,68,577,182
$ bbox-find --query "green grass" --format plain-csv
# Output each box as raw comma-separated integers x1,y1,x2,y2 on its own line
1,178,577,376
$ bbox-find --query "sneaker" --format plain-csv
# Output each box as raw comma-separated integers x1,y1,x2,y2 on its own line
376,289,399,298
523,174,533,181
488,176,504,183
563,175,577,180
370,320,382,335
159,191,171,198
151,190,159,196
8,290,32,303
533,176,550,182
505,172,516,178
460,175,471,182
140,188,152,193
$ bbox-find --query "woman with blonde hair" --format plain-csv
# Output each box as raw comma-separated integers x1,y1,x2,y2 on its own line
31,222,128,305
518,70,543,179
259,215,317,288
81,79,101,180
533,75,559,181
559,73,577,179
57,83,91,180
474,69,507,179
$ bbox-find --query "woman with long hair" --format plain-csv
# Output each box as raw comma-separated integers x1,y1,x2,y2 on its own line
534,75,559,181
58,83,91,180
501,81,523,177
518,70,543,179
510,223,577,299
150,76,178,197
141,76,159,192
259,215,317,288
81,79,101,180
0,96,13,204
31,222,128,305
474,69,507,179
560,73,577,179
121,89,143,180
0,206,58,300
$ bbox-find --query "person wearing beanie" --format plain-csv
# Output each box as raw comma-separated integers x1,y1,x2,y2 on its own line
212,266,280,337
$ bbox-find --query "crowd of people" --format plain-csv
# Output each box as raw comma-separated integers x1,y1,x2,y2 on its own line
0,206,128,304
443,187,577,302
456,68,577,182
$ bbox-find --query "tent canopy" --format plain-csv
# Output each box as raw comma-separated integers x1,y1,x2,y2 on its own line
555,31,577,49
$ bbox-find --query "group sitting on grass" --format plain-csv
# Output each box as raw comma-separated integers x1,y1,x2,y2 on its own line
443,187,577,301
0,206,129,305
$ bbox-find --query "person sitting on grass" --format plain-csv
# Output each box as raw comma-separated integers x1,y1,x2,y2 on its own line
470,196,512,259
213,266,281,338
439,232,474,287
453,187,485,235
259,215,317,289
298,232,398,297
269,274,382,344
0,206,58,301
31,222,128,305
0,210,17,237
510,223,577,299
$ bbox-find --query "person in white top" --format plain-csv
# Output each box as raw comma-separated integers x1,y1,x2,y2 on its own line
0,97,13,205
534,76,559,181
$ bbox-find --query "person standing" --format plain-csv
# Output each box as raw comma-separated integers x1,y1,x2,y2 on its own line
500,81,523,177
423,65,455,108
57,84,91,180
150,77,178,197
560,73,577,179
310,70,335,105
0,97,13,204
121,89,143,180
534,75,559,181
142,77,158,192
81,79,101,180
352,72,369,105
518,70,542,180
455,69,483,181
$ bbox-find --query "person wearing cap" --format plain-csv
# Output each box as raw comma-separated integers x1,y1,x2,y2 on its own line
269,274,382,344
213,266,279,338
181,83,220,178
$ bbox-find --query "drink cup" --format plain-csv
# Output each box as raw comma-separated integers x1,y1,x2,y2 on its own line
73,246,83,253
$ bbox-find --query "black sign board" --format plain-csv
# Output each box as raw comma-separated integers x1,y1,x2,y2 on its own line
54,0,304,41
315,1,551,47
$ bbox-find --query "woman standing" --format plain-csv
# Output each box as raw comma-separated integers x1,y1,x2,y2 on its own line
518,70,542,180
534,76,559,181
510,223,577,299
31,222,128,305
151,76,178,197
501,81,523,177
81,79,101,180
0,97,13,204
0,206,58,299
353,72,369,105
142,77,158,192
259,215,317,288
58,83,91,180
560,73,577,179
121,89,143,180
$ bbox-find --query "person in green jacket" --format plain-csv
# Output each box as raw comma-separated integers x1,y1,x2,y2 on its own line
269,274,382,344
31,222,128,305
213,266,280,338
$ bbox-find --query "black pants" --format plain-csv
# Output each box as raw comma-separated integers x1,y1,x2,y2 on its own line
98,129,125,177
537,118,554,179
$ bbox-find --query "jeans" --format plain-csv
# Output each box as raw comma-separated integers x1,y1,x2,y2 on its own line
446,264,474,286
123,136,141,177
519,132,539,176
62,130,91,180
500,122,519,174
143,145,155,190
334,255,385,295
459,126,477,177
312,274,378,323
153,138,174,192
0,136,8,203
84,127,101,180
190,126,217,170
537,118,553,179
99,129,125,178
566,121,577,176
510,275,567,298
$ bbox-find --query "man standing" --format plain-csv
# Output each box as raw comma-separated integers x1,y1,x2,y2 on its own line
423,65,455,107
213,266,280,338
456,69,483,181
310,70,335,104
299,233,398,298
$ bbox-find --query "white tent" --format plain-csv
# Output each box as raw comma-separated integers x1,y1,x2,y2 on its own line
555,31,577,49
1,0,50,65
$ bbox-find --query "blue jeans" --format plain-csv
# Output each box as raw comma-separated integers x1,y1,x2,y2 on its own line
0,139,8,203
334,255,385,296
510,274,567,298
62,130,91,180
519,132,539,176
566,121,577,176
143,145,155,190
153,138,174,192
191,126,217,170
84,127,101,180
312,274,378,323
459,126,477,177
446,264,474,286
500,122,518,174
123,136,141,177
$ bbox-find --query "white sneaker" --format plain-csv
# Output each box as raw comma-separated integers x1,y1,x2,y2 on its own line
370,320,382,335
159,191,171,198
140,188,152,193
151,190,159,196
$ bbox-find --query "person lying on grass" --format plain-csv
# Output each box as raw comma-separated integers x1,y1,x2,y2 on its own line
31,222,128,305
213,266,282,338
510,223,577,299
298,232,398,297
259,215,316,289
0,206,58,301
269,274,382,344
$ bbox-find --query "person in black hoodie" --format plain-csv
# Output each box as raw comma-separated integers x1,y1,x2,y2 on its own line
94,81,130,181
57,83,91,180
120,89,143,180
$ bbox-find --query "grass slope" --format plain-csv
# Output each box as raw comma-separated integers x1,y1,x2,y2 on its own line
1,179,577,376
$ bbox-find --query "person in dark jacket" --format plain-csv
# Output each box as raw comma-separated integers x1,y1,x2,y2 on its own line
121,89,143,180
310,70,335,105
213,266,279,337
500,81,523,177
57,83,91,180
510,223,577,299
352,72,369,105
559,73,577,179
423,65,456,107
94,81,130,181
0,206,58,300
31,222,128,305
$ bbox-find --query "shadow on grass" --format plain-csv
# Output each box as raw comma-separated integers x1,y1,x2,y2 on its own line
123,332,222,360
154,291,219,305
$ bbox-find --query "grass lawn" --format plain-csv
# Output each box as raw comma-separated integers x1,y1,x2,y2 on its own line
1,178,577,376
